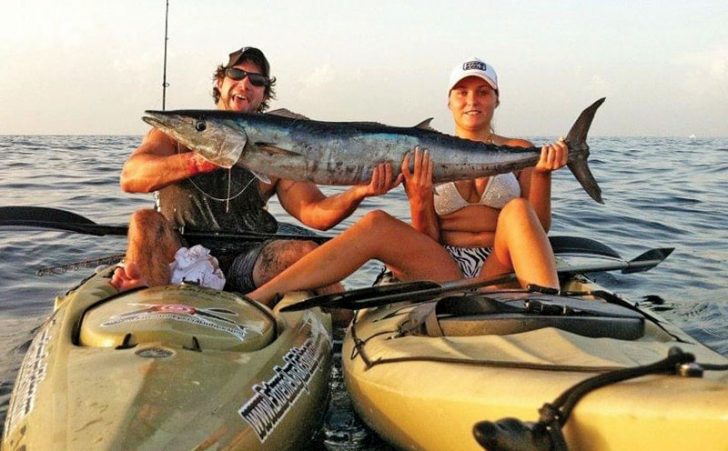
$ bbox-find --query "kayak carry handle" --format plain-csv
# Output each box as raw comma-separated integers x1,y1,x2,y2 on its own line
473,416,566,451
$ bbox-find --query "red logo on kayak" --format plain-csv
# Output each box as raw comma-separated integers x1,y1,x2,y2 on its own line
152,304,196,314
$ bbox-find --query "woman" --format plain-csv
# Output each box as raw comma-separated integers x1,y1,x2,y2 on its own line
247,57,567,305
406,57,566,286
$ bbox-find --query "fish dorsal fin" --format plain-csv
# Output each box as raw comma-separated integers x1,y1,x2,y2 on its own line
267,108,310,120
414,118,436,131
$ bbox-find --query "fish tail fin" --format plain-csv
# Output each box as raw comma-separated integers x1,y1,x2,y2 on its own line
565,97,606,204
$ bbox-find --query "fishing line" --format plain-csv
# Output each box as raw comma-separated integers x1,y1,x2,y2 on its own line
176,142,256,213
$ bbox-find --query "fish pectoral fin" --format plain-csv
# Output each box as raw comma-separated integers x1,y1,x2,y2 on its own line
414,118,436,131
253,142,305,158
250,170,271,184
266,108,311,120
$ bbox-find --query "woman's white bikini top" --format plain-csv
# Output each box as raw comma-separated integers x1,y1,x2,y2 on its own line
433,173,521,216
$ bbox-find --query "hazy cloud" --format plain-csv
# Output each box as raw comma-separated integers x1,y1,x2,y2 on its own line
672,41,728,93
303,64,335,89
2,1,727,136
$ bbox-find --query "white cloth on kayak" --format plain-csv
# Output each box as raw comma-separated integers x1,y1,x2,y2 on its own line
433,173,521,216
443,245,492,278
169,245,226,290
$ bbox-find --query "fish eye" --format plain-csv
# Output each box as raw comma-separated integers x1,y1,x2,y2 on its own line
195,120,207,132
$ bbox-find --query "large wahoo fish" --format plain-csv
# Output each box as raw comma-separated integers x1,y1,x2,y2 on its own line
143,98,605,203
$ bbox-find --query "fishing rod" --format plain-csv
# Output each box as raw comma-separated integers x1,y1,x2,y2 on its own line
162,0,170,110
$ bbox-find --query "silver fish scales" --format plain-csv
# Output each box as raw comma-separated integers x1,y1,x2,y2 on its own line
144,98,605,203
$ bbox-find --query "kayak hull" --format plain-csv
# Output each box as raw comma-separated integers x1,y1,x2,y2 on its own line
342,276,728,451
2,268,333,450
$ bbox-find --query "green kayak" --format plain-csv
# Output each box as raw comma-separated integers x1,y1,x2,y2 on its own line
2,267,333,450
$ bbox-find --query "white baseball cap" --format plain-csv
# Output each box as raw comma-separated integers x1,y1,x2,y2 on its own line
448,57,498,92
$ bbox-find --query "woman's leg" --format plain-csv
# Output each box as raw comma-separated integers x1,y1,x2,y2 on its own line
252,239,345,295
479,198,559,289
247,210,462,304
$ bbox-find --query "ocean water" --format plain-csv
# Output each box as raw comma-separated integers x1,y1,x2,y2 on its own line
0,135,726,446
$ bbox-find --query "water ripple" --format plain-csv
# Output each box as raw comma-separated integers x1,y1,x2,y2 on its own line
0,135,726,446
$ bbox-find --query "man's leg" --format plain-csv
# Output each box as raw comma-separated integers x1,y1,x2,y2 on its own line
252,239,344,294
111,209,181,291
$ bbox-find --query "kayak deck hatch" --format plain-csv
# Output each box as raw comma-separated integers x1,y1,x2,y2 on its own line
78,284,276,352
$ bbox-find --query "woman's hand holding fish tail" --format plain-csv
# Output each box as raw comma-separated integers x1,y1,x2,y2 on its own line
533,137,569,174
402,147,440,241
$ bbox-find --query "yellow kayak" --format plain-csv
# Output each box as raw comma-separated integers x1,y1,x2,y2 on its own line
342,274,728,451
2,267,332,450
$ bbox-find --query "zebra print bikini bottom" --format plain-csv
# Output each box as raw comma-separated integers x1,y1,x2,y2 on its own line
374,245,493,285
442,245,492,279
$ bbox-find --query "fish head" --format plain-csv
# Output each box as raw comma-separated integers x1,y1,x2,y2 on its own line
143,110,249,168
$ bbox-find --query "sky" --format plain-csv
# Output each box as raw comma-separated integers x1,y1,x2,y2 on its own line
1,0,727,137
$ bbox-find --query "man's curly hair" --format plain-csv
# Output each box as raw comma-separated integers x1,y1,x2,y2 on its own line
211,61,277,112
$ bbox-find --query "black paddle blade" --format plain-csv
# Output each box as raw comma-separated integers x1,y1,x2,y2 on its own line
0,206,126,236
0,206,331,243
0,220,127,236
622,248,674,274
0,206,96,224
549,235,621,259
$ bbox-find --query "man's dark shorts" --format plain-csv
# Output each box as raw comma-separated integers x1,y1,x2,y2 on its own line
205,223,320,293
217,240,271,293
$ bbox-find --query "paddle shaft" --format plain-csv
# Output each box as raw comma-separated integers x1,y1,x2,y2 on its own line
0,206,631,252
444,251,672,295
0,207,330,243
281,247,674,311
1,207,673,303
562,259,662,275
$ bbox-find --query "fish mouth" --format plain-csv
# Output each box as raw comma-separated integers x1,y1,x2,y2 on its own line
142,110,168,128
141,110,196,151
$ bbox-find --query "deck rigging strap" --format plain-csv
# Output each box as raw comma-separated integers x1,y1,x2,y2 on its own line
472,347,709,451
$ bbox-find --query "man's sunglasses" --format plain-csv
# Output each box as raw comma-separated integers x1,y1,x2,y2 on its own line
224,68,270,87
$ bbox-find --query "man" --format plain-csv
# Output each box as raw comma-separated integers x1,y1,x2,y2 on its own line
111,46,401,302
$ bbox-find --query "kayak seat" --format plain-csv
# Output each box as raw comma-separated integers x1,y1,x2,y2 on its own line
78,285,276,352
401,292,645,340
